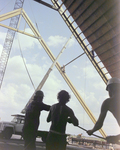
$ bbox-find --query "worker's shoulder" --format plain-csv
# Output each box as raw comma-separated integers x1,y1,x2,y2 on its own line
102,98,109,105
51,103,72,110
64,105,73,112
103,98,112,104
50,103,58,109
101,98,112,109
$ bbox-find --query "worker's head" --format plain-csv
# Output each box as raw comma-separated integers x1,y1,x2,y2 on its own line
106,77,120,97
57,90,71,104
34,90,44,101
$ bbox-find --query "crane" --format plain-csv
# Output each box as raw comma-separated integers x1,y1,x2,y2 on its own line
0,0,24,89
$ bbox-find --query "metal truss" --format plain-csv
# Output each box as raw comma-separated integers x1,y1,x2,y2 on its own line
0,8,106,138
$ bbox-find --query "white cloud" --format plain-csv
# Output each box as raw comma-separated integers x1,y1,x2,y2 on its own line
0,54,64,121
72,65,78,68
67,37,76,48
93,81,106,89
4,55,47,87
0,44,3,55
31,53,40,62
13,28,42,51
0,31,6,40
47,35,76,48
77,76,81,79
83,65,98,79
47,35,67,47
41,56,47,60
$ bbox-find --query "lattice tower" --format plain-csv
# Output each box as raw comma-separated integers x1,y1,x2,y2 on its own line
0,0,24,88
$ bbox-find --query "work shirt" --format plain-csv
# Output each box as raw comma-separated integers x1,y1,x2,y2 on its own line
23,100,50,132
47,103,78,134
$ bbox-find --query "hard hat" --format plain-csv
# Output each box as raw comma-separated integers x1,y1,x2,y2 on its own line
106,77,120,91
35,90,44,97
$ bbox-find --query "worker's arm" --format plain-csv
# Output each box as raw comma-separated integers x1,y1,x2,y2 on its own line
87,100,108,135
68,109,79,126
47,109,51,122
42,103,51,111
67,117,72,123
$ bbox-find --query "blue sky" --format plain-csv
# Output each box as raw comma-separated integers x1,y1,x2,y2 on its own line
0,0,120,137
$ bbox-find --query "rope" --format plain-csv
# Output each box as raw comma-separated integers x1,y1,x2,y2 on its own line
27,0,40,32
17,35,36,90
77,125,106,140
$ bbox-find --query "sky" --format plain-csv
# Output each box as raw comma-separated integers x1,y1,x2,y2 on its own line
0,0,120,138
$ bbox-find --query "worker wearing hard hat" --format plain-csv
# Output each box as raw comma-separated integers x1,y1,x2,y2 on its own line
22,90,51,150
87,77,120,144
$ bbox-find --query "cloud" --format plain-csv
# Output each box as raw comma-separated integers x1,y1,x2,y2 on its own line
67,37,76,48
0,31,6,41
72,65,78,68
13,28,42,51
83,65,98,79
0,54,64,121
0,44,3,55
41,56,47,60
4,55,48,86
93,81,106,89
47,35,67,47
47,35,76,48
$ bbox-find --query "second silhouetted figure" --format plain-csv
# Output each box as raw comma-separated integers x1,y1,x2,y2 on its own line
46,90,79,150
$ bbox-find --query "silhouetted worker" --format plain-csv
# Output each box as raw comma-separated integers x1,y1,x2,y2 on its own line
46,90,79,150
22,90,50,150
87,77,120,144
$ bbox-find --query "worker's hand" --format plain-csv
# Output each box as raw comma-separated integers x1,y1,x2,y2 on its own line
106,135,119,144
86,130,93,136
67,117,72,123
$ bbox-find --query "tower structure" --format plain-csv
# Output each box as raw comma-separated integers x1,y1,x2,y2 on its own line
0,0,24,88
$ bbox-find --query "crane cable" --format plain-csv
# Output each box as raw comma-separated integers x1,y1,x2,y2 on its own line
16,0,38,90
27,0,40,32
17,35,36,90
